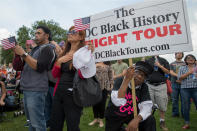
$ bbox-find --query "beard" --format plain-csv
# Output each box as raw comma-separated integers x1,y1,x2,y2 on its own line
35,38,45,45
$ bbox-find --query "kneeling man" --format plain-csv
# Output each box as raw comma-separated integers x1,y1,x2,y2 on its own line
105,61,156,131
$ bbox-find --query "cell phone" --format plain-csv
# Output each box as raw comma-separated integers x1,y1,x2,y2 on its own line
26,40,34,45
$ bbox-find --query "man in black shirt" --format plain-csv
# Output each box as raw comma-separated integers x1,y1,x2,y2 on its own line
146,56,170,131
105,61,156,131
14,26,56,131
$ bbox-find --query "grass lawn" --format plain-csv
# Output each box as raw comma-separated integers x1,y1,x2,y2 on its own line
0,100,196,131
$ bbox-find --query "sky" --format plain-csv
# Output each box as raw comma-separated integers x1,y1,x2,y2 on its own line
0,0,196,63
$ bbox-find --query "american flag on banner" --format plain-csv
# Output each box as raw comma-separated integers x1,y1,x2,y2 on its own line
1,36,16,50
74,17,90,31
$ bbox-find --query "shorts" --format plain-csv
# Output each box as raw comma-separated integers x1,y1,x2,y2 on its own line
147,83,168,112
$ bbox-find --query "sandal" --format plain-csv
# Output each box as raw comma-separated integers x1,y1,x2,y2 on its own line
182,125,190,129
88,119,98,126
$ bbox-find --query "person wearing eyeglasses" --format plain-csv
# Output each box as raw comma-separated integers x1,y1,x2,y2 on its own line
105,61,156,131
49,26,94,131
178,54,197,129
13,26,56,131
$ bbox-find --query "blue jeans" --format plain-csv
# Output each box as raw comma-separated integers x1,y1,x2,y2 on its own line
171,82,183,116
23,91,47,131
23,97,30,124
181,88,197,124
44,86,54,126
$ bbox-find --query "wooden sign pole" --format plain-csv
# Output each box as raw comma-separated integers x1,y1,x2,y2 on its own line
129,58,138,131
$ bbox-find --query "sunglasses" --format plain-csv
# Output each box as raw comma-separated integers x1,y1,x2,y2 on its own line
67,30,78,35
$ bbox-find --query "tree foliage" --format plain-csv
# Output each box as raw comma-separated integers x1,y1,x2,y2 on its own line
1,49,13,65
17,25,31,48
30,20,67,42
1,20,67,64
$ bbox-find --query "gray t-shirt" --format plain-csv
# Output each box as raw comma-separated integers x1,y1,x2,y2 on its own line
170,61,185,83
111,62,128,76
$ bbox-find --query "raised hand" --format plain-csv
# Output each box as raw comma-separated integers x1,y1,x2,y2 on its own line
124,66,135,81
13,45,25,56
57,53,73,65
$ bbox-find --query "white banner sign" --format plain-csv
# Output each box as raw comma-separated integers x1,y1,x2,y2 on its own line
85,0,192,62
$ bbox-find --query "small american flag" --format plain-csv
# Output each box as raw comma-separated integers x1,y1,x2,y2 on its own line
74,17,90,31
1,36,16,50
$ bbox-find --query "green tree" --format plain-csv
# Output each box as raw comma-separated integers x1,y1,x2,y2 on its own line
30,20,67,43
1,49,13,64
16,25,31,48
1,25,31,64
1,19,67,64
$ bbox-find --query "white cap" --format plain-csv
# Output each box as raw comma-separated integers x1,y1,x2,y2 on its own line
73,46,96,78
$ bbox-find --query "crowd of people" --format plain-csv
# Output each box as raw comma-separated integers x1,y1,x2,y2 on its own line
0,63,20,113
0,25,197,131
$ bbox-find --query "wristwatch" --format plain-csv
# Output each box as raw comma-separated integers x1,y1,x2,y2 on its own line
21,52,28,59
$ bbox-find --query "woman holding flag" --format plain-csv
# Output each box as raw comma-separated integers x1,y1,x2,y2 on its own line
49,25,94,131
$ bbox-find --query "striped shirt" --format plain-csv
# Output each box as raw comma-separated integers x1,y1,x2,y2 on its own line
178,65,197,89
